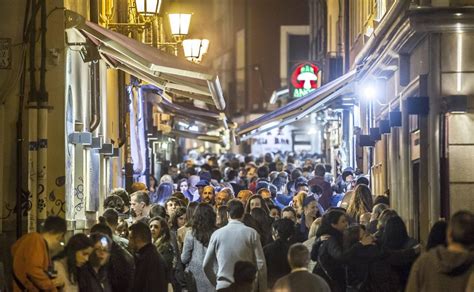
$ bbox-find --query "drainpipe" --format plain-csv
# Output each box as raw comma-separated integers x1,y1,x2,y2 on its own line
344,0,350,72
37,0,48,225
16,0,32,238
27,0,38,233
89,0,101,132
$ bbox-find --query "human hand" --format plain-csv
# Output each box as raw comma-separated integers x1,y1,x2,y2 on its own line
320,235,331,241
52,277,65,288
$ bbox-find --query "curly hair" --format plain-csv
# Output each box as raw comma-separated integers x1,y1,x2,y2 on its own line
192,203,217,247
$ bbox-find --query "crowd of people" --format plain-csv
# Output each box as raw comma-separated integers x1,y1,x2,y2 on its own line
11,152,474,292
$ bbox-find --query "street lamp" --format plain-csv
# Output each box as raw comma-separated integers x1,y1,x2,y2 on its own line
168,13,192,39
135,0,163,16
182,39,209,63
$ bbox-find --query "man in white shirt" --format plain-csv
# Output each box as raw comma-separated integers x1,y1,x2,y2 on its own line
203,199,267,291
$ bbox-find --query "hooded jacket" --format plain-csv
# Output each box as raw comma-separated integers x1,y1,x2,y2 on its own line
406,245,473,292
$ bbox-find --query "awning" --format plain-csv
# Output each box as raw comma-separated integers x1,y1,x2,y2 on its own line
236,70,357,141
64,10,226,111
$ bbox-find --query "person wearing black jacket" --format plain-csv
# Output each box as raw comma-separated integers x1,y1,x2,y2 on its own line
311,210,373,292
263,218,295,288
129,221,168,292
78,233,113,292
91,221,135,292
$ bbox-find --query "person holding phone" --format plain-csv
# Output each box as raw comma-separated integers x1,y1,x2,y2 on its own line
12,216,67,292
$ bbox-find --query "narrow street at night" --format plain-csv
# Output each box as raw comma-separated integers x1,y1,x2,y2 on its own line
0,0,473,291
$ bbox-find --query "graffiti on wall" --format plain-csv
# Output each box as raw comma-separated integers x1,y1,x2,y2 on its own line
0,175,66,221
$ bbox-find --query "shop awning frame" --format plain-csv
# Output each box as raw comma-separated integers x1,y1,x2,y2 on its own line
64,10,226,111
236,69,357,141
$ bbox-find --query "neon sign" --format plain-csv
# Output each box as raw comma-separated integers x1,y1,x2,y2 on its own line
290,63,320,98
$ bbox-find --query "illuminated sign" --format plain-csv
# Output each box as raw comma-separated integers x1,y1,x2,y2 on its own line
290,62,321,98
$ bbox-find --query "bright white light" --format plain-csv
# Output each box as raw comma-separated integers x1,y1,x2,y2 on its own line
457,32,462,92
363,85,376,100
189,125,199,132
308,127,318,135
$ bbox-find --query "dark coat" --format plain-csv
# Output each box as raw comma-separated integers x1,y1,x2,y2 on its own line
307,176,332,210
108,242,135,292
263,239,291,288
78,263,112,292
311,234,362,292
367,242,419,292
133,243,168,292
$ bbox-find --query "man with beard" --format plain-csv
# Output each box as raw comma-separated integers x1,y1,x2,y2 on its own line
200,185,215,205
215,187,233,208
129,221,168,292
78,233,113,292
129,191,151,224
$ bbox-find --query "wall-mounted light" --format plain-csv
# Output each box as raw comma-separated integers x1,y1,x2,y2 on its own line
182,39,209,63
389,111,402,127
168,13,192,37
135,0,163,16
443,95,468,113
405,96,429,115
379,119,390,134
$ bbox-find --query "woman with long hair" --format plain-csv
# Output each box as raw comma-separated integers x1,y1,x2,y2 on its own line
181,203,217,292
53,234,94,292
347,184,373,223
311,210,373,292
149,216,174,271
380,216,418,290
263,218,295,288
244,194,270,214
177,202,199,252
250,207,273,246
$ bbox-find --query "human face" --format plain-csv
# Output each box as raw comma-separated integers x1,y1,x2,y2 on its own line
246,167,256,180
91,239,110,268
249,198,262,210
269,208,280,219
215,191,229,207
304,201,317,218
130,195,144,217
292,197,303,215
282,210,296,223
177,214,187,228
259,189,271,200
331,215,349,232
180,181,188,193
298,186,309,193
149,220,161,241
75,247,94,267
201,186,214,204
237,191,251,205
166,200,179,216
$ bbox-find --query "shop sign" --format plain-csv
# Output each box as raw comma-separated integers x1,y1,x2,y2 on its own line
290,62,320,98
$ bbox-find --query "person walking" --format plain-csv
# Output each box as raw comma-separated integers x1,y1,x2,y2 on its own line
203,199,267,291
273,243,330,292
406,210,474,292
53,234,94,292
181,203,217,292
129,221,169,292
